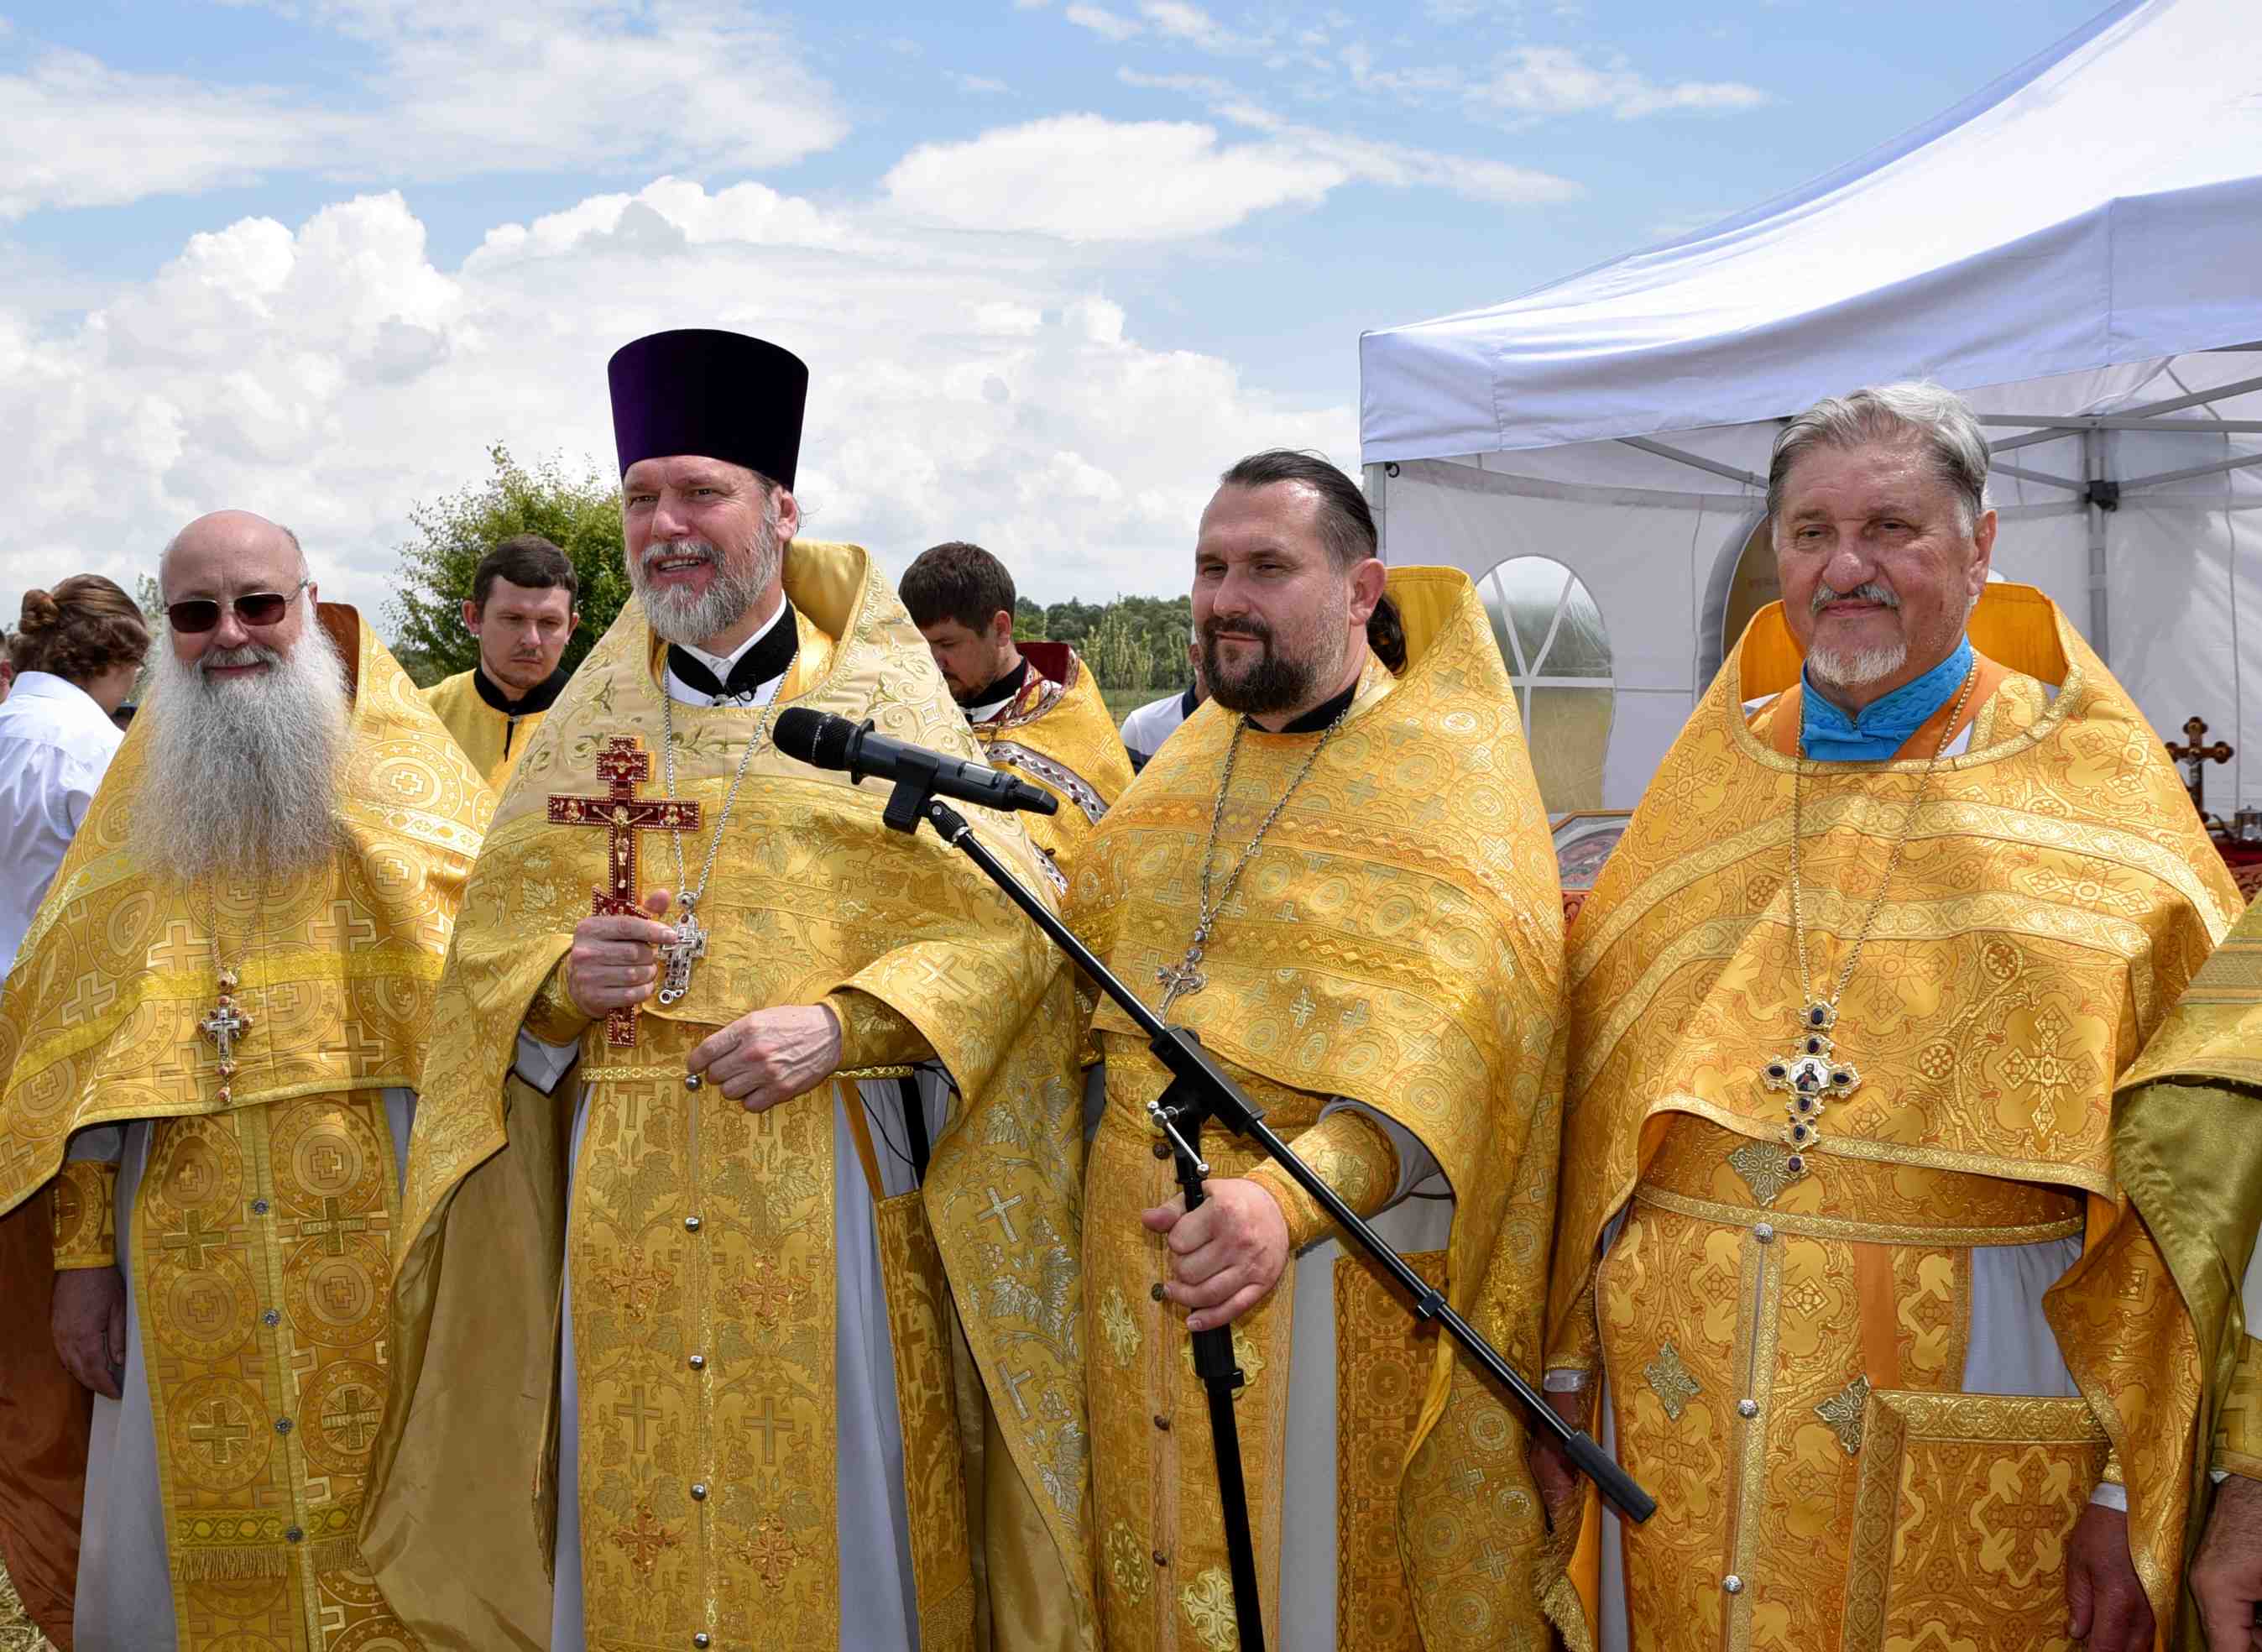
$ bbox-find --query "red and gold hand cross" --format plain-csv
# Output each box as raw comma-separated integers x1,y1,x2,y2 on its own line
547,735,702,1046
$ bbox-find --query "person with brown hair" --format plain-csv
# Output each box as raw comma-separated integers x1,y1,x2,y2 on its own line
421,531,581,790
0,575,149,971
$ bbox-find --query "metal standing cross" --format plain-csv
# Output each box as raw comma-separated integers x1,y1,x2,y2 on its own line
547,735,703,1046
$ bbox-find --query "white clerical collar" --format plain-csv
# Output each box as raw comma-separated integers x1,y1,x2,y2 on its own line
665,595,796,708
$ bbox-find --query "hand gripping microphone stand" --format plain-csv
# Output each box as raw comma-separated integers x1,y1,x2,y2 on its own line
870,763,1655,1652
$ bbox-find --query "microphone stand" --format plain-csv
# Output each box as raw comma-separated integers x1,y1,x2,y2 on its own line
874,763,1656,1651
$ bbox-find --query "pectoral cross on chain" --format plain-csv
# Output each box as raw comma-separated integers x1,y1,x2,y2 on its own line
199,971,252,1102
1155,946,1207,1017
547,735,703,1046
656,898,706,1006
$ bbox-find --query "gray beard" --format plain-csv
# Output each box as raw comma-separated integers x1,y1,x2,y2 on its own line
1807,637,1909,690
133,622,353,888
633,519,781,649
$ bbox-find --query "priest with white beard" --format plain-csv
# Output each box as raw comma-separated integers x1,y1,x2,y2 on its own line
0,510,489,1652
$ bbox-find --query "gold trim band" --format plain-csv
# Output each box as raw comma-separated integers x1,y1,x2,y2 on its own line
1633,1184,2084,1247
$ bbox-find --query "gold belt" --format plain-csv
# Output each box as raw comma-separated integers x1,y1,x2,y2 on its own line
1632,1184,2084,1248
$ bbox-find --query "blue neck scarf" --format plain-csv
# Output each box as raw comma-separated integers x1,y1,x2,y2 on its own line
1800,636,1973,761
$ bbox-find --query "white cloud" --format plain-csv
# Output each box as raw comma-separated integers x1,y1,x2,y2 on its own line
950,72,1013,94
1066,3,1143,41
0,50,331,218
1470,46,1768,119
0,181,1350,626
884,116,1337,240
882,110,1575,241
1137,1,1247,52
0,7,847,221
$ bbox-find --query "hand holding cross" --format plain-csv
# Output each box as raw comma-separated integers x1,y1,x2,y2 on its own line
549,735,703,1045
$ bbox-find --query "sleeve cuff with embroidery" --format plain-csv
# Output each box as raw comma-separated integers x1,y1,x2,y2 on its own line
2212,1333,2262,1480
52,1159,119,1269
824,990,934,1073
524,949,592,1046
1246,1108,1401,1255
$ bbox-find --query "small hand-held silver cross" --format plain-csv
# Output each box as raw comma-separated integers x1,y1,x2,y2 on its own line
656,900,708,1006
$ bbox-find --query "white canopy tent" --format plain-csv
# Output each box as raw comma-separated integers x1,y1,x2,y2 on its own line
1361,0,2262,815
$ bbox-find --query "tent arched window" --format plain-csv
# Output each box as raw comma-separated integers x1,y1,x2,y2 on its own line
1476,556,1614,810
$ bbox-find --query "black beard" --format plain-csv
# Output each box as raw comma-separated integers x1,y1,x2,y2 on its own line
1201,620,1319,717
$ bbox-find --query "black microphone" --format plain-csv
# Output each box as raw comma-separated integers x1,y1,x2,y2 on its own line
774,708,1059,816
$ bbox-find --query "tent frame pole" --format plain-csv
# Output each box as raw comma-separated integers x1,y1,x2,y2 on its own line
2084,427,2112,661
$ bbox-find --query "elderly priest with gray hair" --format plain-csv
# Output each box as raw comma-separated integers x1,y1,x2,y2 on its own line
1523,381,2249,1652
365,328,1096,1651
0,511,488,1651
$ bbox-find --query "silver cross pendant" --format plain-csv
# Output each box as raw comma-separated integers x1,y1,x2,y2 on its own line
1155,946,1206,1017
656,902,708,1006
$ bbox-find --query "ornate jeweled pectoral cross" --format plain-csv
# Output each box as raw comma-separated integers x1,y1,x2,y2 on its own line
1761,1000,1862,1177
548,735,703,1046
1155,946,1207,1017
656,896,707,1006
199,967,251,1103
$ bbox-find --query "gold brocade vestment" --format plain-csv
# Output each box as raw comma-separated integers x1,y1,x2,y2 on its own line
365,543,1096,1652
1539,587,2240,1652
0,607,488,1652
971,646,1135,884
2110,895,2262,1647
420,665,565,792
1068,567,1566,1651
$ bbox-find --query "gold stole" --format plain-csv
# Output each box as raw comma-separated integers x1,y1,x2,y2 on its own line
566,1029,978,1649
135,1095,413,1652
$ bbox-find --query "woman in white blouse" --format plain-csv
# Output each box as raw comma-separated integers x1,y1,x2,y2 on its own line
0,577,150,974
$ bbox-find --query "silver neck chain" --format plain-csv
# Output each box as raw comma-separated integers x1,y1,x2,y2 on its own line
660,641,797,918
1192,703,1350,947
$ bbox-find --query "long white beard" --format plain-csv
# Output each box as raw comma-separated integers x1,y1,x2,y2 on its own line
133,621,353,887
633,512,782,648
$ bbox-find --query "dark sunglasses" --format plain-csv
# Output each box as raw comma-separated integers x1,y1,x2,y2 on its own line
166,578,311,635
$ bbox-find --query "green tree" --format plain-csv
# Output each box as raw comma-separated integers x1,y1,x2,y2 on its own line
1012,596,1046,640
387,444,629,687
1042,599,1104,646
130,573,166,706
1085,605,1159,692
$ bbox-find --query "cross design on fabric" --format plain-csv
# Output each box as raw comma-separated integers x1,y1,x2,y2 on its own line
322,1383,384,1451
1727,1142,1802,1209
748,1395,797,1464
1643,1341,1702,1422
188,1397,251,1464
609,1498,680,1579
979,1186,1026,1244
614,1385,662,1453
547,735,703,1046
161,1211,230,1270
1000,1362,1039,1421
299,1196,371,1257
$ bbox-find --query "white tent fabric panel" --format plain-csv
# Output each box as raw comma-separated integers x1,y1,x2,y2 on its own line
1362,0,2262,818
1361,0,2262,463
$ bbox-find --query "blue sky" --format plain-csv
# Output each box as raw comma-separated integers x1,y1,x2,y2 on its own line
1,0,2113,621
